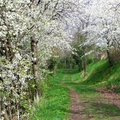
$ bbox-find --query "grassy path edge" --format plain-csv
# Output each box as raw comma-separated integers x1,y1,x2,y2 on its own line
62,76,89,120
72,72,120,111
30,71,71,120
64,70,120,120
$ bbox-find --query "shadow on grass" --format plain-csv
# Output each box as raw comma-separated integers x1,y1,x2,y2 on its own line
81,60,120,86
64,81,120,119
88,102,120,117
71,68,80,74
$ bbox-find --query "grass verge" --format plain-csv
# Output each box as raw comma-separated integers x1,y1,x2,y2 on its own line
73,59,120,91
30,70,71,120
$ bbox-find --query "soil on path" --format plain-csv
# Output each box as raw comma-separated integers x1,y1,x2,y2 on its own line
64,71,120,119
62,82,89,120
69,86,90,120
72,77,120,111
95,87,120,109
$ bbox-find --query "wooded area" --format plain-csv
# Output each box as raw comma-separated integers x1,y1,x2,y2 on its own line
0,0,120,119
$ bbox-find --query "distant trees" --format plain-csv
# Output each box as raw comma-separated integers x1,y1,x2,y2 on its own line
72,26,94,76
68,0,120,69
81,0,120,66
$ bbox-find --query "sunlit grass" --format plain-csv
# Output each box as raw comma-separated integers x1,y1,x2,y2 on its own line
30,71,71,120
64,72,120,119
73,59,120,91
30,59,120,119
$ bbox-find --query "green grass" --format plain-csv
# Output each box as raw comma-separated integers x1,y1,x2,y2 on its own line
30,59,120,119
64,72,120,120
30,70,71,120
73,59,120,91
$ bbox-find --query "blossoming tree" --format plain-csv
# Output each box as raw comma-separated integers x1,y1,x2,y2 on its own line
0,0,73,119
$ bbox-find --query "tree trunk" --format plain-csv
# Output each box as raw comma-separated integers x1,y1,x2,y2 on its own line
65,59,66,68
2,12,14,62
70,63,72,69
31,34,40,97
6,32,14,62
106,39,113,67
70,59,72,69
78,63,81,72
83,45,87,77
107,50,112,67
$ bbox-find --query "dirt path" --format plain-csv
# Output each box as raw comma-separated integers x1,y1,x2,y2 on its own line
95,87,120,109
72,77,120,110
62,81,89,120
63,71,120,119
69,86,89,120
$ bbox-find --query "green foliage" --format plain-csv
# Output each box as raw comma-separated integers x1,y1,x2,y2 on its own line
58,57,77,69
57,59,65,69
72,41,84,71
86,56,94,65
47,57,57,71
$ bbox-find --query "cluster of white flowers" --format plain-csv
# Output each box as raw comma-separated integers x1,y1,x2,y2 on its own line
0,0,73,119
81,0,120,50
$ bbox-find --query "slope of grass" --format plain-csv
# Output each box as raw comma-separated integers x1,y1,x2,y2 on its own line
30,70,71,120
73,59,120,91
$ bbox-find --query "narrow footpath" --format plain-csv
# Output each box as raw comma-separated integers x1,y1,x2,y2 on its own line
62,72,90,120
63,82,89,120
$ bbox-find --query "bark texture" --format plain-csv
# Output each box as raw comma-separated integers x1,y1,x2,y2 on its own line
31,34,40,96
